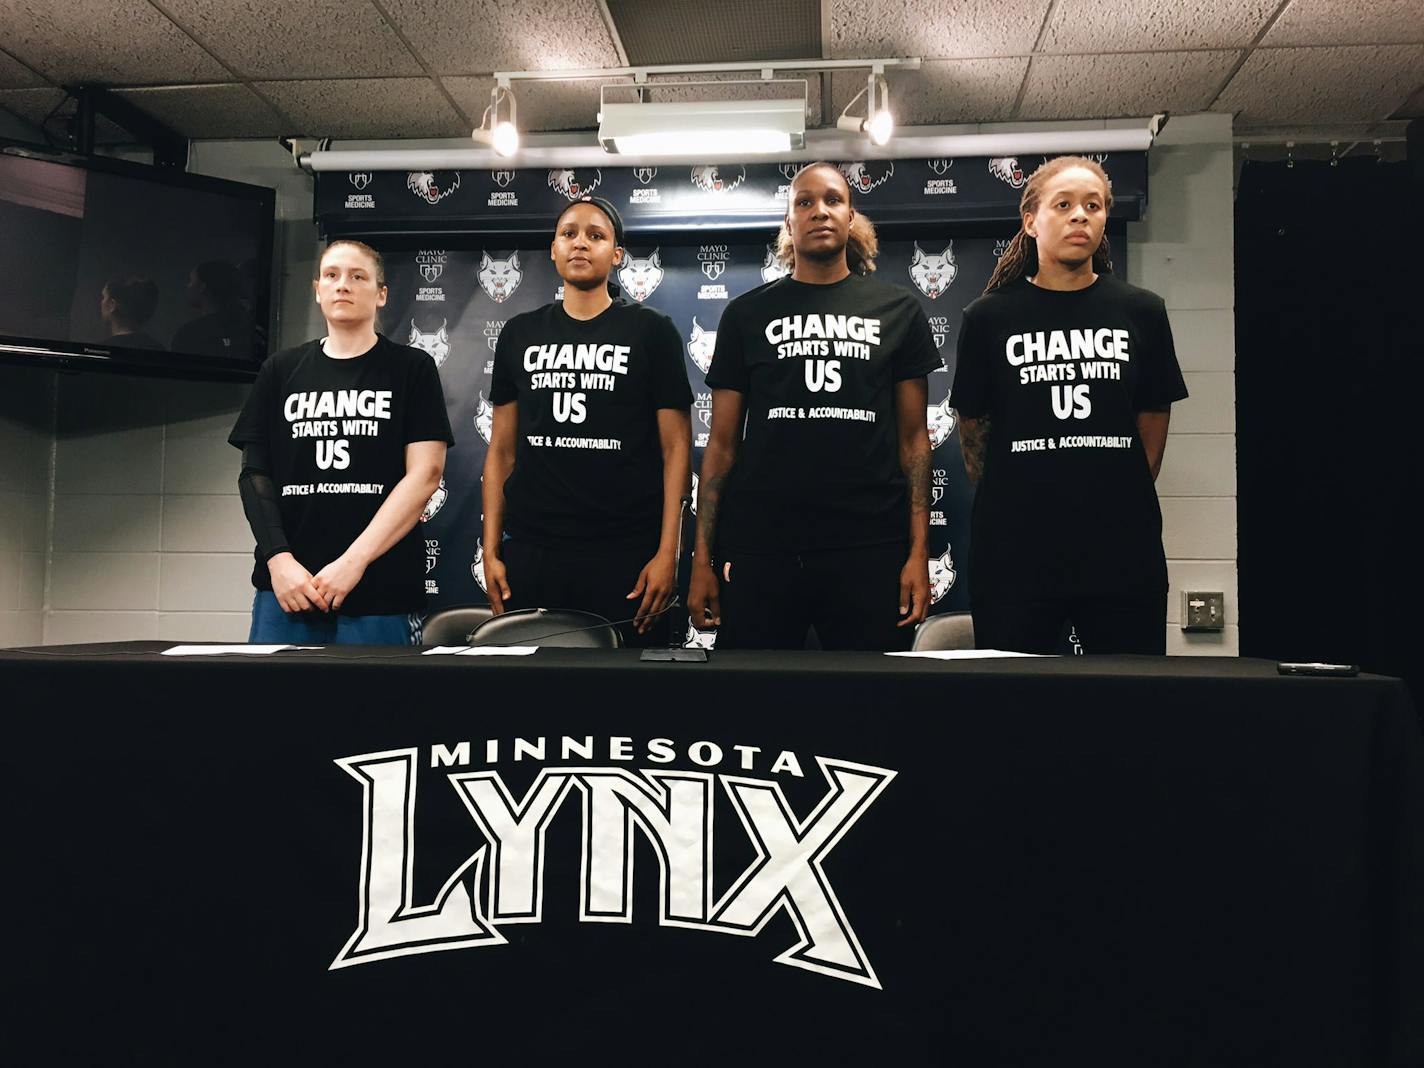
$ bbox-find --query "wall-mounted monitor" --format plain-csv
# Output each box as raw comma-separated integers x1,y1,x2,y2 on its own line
0,144,275,380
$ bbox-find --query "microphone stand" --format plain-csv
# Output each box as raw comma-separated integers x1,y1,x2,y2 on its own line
641,493,708,662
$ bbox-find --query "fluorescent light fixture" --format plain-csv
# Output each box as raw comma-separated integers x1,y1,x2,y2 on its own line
599,94,805,156
472,84,520,157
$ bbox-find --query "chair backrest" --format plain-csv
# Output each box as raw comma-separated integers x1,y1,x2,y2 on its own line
912,610,975,651
468,608,622,649
420,605,494,646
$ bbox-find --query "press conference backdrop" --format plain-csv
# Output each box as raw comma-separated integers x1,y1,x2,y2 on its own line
314,158,1143,642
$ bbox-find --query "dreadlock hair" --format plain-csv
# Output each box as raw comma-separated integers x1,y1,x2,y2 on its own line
983,155,1114,294
775,161,880,275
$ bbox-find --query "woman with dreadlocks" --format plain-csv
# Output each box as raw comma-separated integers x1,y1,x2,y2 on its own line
950,156,1187,654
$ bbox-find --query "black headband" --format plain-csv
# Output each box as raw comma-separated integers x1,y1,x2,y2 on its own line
558,195,626,247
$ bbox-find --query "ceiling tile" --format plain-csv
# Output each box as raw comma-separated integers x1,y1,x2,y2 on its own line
379,0,620,75
112,84,289,138
1214,44,1424,124
0,0,230,85
156,0,424,80
1041,0,1277,53
828,0,1050,59
0,47,48,89
253,78,467,139
609,0,819,64
831,58,1029,124
1262,0,1424,47
0,87,133,143
1018,50,1241,119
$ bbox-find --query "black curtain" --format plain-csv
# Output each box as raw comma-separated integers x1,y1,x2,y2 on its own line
1236,158,1423,699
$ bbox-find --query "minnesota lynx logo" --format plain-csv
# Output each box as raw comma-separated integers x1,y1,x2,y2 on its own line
691,164,746,194
909,242,957,299
632,166,657,184
478,251,523,303
408,320,450,367
475,393,494,444
407,171,462,204
838,161,894,194
761,244,789,283
929,547,956,603
470,540,488,592
988,157,1027,189
421,478,447,523
684,621,717,650
330,742,895,987
491,170,515,188
688,317,716,374
927,396,957,448
617,249,663,302
548,169,602,199
349,172,372,190
690,472,699,515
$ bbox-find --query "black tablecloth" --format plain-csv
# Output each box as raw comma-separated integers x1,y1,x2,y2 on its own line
4,644,1421,1065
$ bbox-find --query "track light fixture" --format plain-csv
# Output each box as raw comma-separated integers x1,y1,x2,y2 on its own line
837,73,893,146
472,83,520,157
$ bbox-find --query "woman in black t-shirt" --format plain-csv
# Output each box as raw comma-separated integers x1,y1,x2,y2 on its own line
951,156,1188,654
229,239,453,645
688,163,940,651
481,197,693,646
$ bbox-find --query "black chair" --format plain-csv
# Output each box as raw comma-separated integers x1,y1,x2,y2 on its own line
420,605,494,645
912,610,975,651
468,608,622,649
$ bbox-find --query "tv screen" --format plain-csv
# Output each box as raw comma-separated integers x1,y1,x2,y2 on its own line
0,146,275,378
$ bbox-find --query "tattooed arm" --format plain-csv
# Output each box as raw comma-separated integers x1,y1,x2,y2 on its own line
687,388,745,628
894,377,932,627
959,415,990,486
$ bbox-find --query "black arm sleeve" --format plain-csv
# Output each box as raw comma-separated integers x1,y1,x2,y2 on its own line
238,443,291,563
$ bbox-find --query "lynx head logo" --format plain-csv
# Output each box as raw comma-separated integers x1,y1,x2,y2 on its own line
632,166,657,184
927,397,958,448
838,161,894,194
349,172,372,190
927,159,952,176
407,170,462,204
691,472,699,516
988,157,1027,189
478,250,523,303
688,317,716,374
548,168,602,200
929,547,956,603
471,540,489,593
491,169,515,188
408,319,450,367
761,244,789,283
691,164,746,194
909,242,958,299
617,248,663,302
475,393,494,444
684,620,717,650
421,478,447,523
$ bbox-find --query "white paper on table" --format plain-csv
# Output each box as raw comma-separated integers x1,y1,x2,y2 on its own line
884,649,1049,660
161,644,319,656
421,646,469,655
454,645,539,656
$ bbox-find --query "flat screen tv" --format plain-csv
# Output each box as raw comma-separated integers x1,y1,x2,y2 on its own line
0,143,275,379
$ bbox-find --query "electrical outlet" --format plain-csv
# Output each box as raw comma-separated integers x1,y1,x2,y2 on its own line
1181,591,1225,631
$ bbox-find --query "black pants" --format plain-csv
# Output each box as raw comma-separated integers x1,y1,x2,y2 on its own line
501,536,670,648
715,541,913,652
971,591,1168,655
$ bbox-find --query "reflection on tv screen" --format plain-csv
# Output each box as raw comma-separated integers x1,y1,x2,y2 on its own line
0,152,268,365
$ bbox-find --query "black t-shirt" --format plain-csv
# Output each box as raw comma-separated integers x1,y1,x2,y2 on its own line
705,272,941,553
228,335,454,614
951,275,1188,598
489,300,693,546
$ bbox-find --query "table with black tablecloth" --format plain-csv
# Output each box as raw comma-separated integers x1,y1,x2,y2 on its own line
3,643,1421,1065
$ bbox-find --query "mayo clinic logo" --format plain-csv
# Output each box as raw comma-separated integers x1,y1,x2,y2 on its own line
349,172,372,190
329,739,897,988
484,320,505,353
416,248,447,285
346,173,375,209
931,467,949,527
491,170,515,188
928,159,952,176
424,539,441,593
698,245,728,281
632,166,657,184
